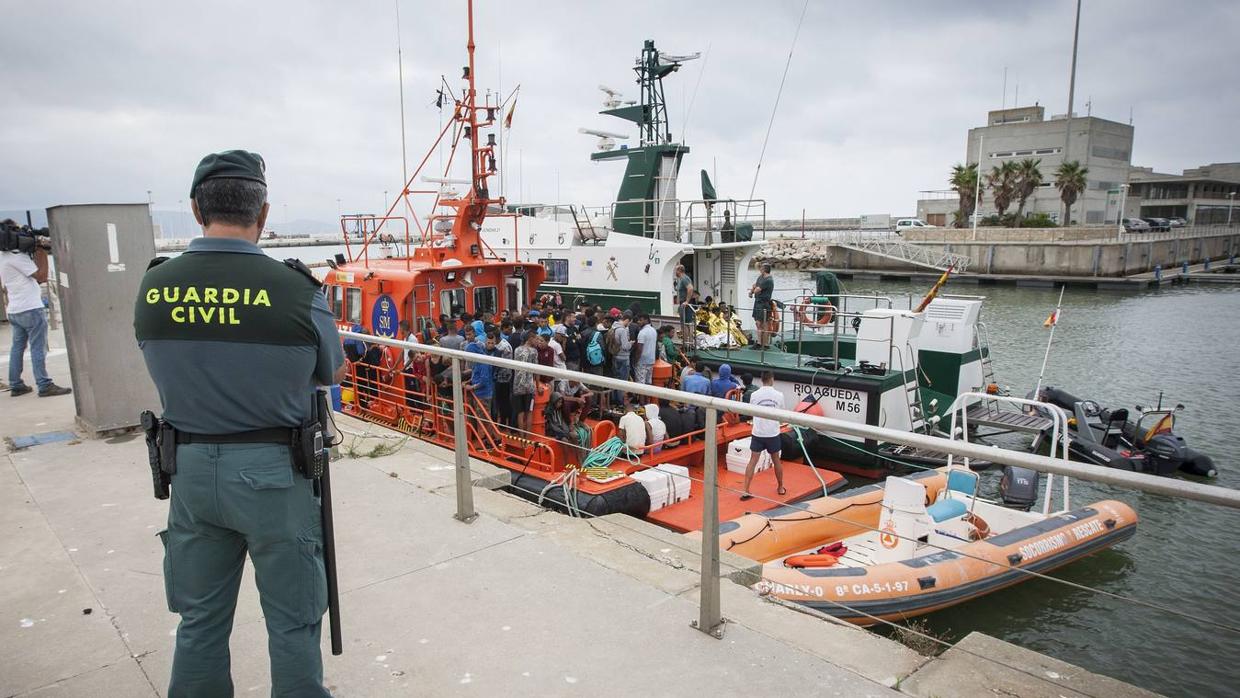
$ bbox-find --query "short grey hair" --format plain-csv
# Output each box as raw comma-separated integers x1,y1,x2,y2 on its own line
194,178,267,227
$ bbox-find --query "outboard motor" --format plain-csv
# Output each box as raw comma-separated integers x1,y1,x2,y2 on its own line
1143,433,1189,477
1179,449,1218,478
999,465,1040,511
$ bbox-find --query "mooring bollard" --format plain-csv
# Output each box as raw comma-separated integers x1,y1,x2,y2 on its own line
451,358,478,523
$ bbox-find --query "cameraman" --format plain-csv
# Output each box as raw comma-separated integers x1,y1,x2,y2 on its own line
0,225,71,397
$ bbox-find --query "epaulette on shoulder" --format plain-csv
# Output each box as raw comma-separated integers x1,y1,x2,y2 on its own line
146,256,170,270
283,258,322,287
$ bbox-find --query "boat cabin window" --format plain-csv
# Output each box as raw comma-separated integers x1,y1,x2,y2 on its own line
440,288,466,318
346,287,362,325
329,285,344,320
474,286,497,318
538,258,569,285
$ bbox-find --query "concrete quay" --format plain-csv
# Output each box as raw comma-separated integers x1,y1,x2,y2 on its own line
0,325,1161,696
759,227,1239,280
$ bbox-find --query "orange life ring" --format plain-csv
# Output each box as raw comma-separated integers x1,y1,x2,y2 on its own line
797,303,835,326
964,512,991,540
765,301,781,333
722,387,744,424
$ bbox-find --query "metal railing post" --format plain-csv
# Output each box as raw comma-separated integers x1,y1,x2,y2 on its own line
450,358,478,523
693,407,724,638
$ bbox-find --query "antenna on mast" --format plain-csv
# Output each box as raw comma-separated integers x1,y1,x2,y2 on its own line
599,85,624,109
578,127,629,152
395,0,409,193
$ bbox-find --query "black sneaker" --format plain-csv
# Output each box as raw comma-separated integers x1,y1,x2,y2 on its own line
10,385,32,397
38,384,72,397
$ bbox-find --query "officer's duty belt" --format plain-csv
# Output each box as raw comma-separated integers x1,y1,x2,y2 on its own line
175,428,294,445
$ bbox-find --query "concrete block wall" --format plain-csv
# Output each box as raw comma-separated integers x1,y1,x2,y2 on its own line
757,230,1240,276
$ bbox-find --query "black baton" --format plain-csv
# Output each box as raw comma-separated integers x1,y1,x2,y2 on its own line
315,389,343,655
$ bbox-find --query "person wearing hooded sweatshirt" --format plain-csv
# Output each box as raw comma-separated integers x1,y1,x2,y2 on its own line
644,402,667,452
709,363,742,399
465,333,495,414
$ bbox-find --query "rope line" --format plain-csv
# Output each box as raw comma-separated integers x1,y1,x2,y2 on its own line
747,0,810,202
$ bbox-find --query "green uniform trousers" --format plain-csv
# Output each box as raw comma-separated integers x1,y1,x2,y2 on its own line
159,443,331,697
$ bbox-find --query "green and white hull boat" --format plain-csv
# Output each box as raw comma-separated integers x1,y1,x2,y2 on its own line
692,295,996,479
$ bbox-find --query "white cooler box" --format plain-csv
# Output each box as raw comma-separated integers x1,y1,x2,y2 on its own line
631,463,692,512
725,437,772,475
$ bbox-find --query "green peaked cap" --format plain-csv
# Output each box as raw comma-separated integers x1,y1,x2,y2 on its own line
190,150,266,197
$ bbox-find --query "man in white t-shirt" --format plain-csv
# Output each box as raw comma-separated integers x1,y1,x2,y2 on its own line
740,370,784,500
617,403,651,454
0,245,71,397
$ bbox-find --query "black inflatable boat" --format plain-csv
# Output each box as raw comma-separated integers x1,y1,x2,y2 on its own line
1030,386,1217,478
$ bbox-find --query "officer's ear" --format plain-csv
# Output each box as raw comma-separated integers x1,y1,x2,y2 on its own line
255,202,271,241
190,199,205,227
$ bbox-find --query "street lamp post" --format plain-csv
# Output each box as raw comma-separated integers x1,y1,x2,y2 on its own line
1116,183,1128,236
1228,191,1236,226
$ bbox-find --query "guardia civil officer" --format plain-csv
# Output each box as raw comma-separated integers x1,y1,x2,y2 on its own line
134,150,345,697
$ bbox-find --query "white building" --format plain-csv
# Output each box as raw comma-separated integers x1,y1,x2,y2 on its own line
918,106,1134,226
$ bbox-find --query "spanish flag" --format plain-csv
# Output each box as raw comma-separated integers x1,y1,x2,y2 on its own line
504,95,517,129
914,264,954,313
1043,309,1060,328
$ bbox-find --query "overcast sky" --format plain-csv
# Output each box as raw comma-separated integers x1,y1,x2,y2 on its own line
3,0,1237,225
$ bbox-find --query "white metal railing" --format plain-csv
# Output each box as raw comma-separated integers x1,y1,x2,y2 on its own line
339,329,1240,641
340,330,1240,508
837,230,973,272
946,393,1072,515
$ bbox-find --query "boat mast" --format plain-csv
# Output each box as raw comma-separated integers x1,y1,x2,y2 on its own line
449,0,500,259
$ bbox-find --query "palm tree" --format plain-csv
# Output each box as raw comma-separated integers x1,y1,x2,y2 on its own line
987,161,1018,218
949,163,982,228
1054,160,1089,225
1013,158,1043,227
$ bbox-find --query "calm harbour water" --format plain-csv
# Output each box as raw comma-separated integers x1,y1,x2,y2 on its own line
263,244,1239,695
779,272,1240,698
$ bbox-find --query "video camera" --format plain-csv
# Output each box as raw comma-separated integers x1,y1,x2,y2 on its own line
0,219,51,255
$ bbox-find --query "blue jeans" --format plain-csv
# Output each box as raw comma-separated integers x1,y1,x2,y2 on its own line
611,357,630,403
8,308,51,391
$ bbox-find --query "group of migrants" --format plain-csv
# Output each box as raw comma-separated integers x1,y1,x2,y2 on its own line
341,262,787,495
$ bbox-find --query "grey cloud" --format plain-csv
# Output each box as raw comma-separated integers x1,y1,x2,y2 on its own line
1,0,1236,224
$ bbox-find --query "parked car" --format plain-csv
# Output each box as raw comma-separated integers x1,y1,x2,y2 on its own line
1143,217,1171,232
1168,217,1187,228
1122,218,1150,233
894,218,935,235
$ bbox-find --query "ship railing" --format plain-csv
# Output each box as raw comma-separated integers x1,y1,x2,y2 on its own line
340,215,414,270
709,299,898,372
601,197,768,244
340,347,735,480
945,392,1073,515
773,289,896,318
341,328,1240,651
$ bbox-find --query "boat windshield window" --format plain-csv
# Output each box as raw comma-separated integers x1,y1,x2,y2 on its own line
474,286,497,318
346,287,362,325
539,258,569,285
441,288,466,318
329,285,344,320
